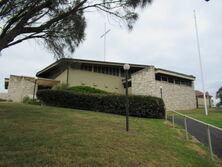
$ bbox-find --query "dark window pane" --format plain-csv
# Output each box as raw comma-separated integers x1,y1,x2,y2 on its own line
155,75,161,81
168,78,174,83
175,79,180,85
162,76,167,82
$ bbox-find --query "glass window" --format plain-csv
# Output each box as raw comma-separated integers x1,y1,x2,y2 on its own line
162,76,167,82
155,75,161,81
175,79,180,85
168,77,174,83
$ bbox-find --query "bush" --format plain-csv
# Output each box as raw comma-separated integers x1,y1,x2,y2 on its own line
37,90,165,119
22,96,40,105
67,86,111,94
53,84,110,94
52,83,69,90
0,98,7,102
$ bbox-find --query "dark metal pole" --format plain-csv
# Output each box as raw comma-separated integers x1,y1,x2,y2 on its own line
125,70,129,131
33,79,37,100
160,87,163,99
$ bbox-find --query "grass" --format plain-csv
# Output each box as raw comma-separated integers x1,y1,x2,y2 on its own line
177,108,222,128
0,102,221,167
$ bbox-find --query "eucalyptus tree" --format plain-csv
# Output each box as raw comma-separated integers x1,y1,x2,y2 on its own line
0,0,152,58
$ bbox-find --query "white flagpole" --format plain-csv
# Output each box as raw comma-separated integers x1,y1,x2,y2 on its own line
193,10,208,115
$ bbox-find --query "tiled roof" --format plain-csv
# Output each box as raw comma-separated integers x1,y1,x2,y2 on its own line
195,90,212,97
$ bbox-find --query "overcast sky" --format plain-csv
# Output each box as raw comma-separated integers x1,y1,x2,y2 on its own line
0,0,221,104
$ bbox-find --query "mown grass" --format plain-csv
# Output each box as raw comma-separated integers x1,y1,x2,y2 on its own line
177,108,222,128
0,102,221,167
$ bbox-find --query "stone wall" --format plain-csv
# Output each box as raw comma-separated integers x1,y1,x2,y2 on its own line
7,75,36,102
131,67,156,96
132,67,196,111
0,93,8,100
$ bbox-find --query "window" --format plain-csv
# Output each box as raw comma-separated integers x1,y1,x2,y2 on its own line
155,75,161,81
162,76,167,82
155,73,192,87
175,79,180,85
168,77,174,83
81,64,92,71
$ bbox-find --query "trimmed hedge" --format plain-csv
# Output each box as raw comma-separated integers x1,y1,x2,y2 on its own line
67,86,111,94
37,90,165,119
53,85,111,94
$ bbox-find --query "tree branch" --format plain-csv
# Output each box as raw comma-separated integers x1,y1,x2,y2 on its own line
22,0,88,34
5,34,45,48
0,0,8,8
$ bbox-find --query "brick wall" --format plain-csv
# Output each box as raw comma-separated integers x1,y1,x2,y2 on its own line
132,67,196,110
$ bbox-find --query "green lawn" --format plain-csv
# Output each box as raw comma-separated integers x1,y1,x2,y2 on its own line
177,108,222,128
0,102,221,167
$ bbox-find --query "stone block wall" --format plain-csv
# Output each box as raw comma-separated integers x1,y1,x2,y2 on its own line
131,67,156,96
7,75,36,102
132,67,196,111
0,93,8,100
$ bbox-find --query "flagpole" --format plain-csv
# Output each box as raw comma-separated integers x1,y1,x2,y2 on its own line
193,10,208,115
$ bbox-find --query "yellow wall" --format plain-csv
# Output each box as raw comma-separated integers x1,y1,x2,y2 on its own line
56,69,67,84
55,68,125,94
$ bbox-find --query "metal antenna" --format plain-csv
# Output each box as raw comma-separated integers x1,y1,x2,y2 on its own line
100,23,111,61
193,10,208,116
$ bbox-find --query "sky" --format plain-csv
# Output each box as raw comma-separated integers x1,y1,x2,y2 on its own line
0,0,221,104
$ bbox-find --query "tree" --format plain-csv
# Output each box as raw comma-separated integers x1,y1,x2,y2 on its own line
0,0,152,58
216,87,222,106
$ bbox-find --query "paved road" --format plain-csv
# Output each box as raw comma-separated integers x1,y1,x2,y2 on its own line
215,107,222,111
168,117,222,158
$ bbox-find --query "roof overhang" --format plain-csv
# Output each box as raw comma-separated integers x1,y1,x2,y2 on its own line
36,58,150,78
155,68,195,81
15,76,60,87
25,77,60,86
36,77,60,86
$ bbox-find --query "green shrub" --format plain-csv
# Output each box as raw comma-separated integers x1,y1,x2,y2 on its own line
52,83,69,90
53,85,111,94
22,96,40,105
37,90,165,119
67,86,110,94
0,98,7,102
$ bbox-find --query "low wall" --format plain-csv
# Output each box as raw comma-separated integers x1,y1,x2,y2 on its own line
0,93,8,100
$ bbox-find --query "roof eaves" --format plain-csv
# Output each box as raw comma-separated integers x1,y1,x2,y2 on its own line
36,58,150,77
155,68,196,79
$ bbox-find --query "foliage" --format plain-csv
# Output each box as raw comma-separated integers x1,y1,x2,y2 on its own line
0,98,7,102
0,0,152,58
0,102,220,167
37,89,165,119
22,96,40,105
67,86,111,94
52,83,69,90
216,87,222,106
53,84,110,94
